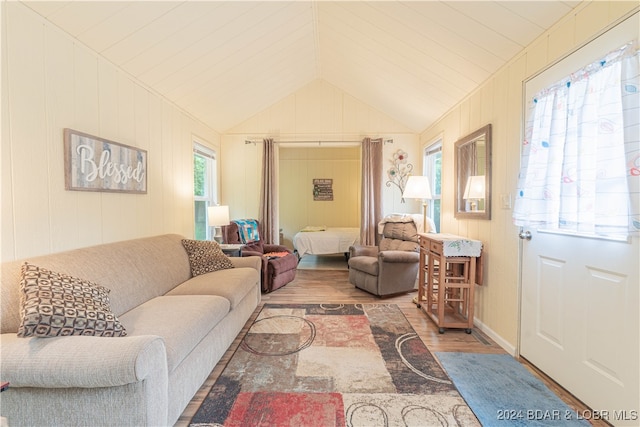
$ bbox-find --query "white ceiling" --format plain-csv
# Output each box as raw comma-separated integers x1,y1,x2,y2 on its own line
22,1,580,133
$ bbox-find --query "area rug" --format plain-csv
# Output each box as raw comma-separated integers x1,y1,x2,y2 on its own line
191,303,479,426
435,352,590,426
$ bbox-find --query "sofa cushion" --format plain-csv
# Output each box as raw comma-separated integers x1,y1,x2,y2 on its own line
348,256,379,276
181,239,234,276
381,221,419,242
17,263,127,338
118,295,229,372
379,238,419,252
166,267,259,310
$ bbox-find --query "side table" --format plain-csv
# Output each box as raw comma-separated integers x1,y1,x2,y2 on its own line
219,243,243,257
417,233,482,334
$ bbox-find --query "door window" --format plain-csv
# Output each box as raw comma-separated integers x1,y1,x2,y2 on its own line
514,42,639,239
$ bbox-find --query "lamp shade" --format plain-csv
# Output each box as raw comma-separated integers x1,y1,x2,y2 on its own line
402,175,432,200
463,175,485,199
207,205,230,226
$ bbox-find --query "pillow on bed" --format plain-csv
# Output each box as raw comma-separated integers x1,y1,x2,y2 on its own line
300,226,326,232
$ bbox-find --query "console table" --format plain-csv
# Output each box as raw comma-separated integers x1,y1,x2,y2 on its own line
417,233,482,334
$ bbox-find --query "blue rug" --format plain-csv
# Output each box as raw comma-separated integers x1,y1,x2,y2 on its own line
435,353,589,426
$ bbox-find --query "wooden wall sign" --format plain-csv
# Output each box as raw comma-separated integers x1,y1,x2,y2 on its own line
64,128,147,194
313,179,333,201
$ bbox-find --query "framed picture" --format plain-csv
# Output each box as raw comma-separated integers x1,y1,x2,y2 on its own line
313,178,333,201
64,128,147,194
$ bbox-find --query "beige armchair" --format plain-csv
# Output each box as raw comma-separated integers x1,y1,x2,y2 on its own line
348,220,420,296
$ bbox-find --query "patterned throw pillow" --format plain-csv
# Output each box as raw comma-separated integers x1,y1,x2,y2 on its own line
17,263,127,338
181,239,234,277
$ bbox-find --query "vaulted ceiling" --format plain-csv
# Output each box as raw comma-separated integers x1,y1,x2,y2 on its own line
23,1,580,133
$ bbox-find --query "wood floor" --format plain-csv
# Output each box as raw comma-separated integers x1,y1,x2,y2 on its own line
175,263,604,426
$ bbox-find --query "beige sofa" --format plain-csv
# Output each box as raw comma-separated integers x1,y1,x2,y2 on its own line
0,234,261,426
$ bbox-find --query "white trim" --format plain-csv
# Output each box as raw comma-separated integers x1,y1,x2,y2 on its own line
473,316,517,357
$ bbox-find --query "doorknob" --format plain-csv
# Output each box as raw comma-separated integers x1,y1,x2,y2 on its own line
519,230,532,240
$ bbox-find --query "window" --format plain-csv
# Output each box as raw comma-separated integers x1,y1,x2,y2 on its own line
423,140,442,232
514,42,639,238
193,142,218,240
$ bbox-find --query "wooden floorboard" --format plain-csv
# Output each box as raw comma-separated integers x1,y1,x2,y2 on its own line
175,266,604,426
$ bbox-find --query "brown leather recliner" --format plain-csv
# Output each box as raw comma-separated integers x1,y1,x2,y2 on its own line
348,220,420,297
222,220,297,293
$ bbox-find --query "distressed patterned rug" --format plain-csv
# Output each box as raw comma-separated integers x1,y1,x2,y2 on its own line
190,303,479,426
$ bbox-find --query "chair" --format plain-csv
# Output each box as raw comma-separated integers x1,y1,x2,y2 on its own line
222,219,298,293
348,219,420,297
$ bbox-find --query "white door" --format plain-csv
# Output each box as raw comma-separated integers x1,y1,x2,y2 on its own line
519,14,639,426
520,230,639,424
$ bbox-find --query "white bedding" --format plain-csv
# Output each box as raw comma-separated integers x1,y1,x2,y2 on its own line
293,227,360,258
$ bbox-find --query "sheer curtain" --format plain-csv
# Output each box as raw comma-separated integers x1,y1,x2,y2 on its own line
360,137,383,245
513,42,639,236
259,138,278,244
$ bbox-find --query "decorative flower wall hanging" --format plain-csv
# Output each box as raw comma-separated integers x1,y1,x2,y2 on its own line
386,149,413,202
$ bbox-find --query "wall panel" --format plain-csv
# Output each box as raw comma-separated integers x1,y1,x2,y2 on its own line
45,25,77,254
147,93,164,236
1,2,220,261
6,4,49,258
279,147,360,245
1,5,15,260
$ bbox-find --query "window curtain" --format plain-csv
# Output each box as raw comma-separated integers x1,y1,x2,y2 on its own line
259,138,279,244
513,42,639,236
360,137,383,245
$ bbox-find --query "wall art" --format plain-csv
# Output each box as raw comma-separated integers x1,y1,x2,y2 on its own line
64,128,147,194
313,178,333,201
386,149,413,202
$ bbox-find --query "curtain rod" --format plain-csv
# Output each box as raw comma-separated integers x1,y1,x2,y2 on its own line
244,139,393,145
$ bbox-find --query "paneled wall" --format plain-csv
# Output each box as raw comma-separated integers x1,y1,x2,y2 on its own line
421,1,638,351
1,3,220,262
279,147,360,246
221,79,423,244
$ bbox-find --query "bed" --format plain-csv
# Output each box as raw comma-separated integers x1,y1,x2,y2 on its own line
293,227,360,258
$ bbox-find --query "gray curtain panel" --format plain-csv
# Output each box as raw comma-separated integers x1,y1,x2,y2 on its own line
360,137,383,246
259,138,278,244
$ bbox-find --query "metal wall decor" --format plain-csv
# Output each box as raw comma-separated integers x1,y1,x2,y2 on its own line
386,149,413,202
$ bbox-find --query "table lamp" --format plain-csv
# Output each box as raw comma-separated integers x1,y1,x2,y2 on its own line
207,205,230,243
402,175,433,232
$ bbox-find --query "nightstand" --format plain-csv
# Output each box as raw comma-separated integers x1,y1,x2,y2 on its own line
219,243,243,257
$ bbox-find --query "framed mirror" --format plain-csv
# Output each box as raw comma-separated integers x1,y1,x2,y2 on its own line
454,124,491,219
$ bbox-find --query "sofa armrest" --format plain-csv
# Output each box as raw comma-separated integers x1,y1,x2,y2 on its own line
230,255,262,273
241,249,263,258
379,250,420,263
263,244,291,254
349,245,378,258
0,333,166,388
